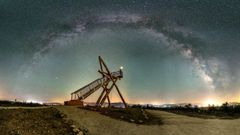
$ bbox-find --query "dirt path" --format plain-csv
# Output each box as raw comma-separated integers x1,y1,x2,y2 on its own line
56,106,240,135
149,110,240,135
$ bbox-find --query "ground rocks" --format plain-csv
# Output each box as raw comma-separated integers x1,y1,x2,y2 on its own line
130,119,135,122
0,108,75,135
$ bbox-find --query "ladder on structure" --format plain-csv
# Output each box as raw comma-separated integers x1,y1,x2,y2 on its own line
69,56,127,108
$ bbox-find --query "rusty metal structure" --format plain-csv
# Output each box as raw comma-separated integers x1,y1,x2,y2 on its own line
65,56,127,108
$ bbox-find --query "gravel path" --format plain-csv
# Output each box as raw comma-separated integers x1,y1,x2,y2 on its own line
56,106,240,135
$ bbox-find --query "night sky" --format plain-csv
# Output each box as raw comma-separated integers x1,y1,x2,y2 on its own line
0,0,240,105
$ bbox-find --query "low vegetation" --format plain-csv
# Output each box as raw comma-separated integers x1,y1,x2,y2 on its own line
0,100,42,107
134,102,240,119
83,106,162,125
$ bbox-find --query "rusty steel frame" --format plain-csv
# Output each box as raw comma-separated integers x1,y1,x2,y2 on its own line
95,56,127,108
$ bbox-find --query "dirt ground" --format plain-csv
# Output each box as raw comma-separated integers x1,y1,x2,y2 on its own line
56,106,240,135
0,107,75,135
83,106,162,125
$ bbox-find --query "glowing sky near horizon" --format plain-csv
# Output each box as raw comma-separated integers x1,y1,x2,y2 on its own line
0,0,240,105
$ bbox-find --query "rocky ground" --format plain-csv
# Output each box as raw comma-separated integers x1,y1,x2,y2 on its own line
83,106,162,125
56,106,240,135
1,106,240,135
0,107,83,135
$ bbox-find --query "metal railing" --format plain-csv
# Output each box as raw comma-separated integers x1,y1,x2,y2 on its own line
71,77,107,100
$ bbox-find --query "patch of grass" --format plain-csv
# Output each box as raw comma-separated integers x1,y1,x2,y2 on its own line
82,106,162,125
142,102,240,119
0,108,75,135
0,100,42,107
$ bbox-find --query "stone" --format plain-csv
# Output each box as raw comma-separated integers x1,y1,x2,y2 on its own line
138,120,143,123
130,119,135,122
78,131,84,135
70,125,76,128
73,128,79,133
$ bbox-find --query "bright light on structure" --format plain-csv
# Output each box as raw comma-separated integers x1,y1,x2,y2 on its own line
120,66,124,70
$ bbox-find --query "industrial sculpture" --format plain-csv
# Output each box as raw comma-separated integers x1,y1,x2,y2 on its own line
65,56,127,108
